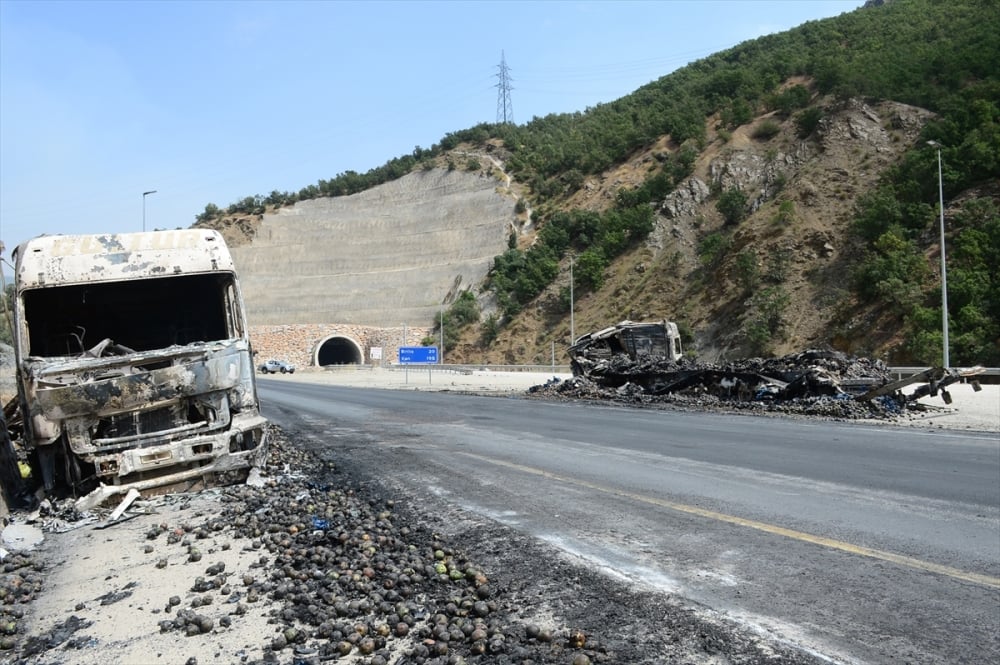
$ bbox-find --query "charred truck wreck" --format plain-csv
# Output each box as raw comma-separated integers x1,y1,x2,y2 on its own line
7,230,268,507
566,319,983,409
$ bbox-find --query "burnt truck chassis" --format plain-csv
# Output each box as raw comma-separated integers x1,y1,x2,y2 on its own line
569,349,984,407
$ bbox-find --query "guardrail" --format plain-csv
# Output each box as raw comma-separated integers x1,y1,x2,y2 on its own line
383,363,572,374
324,363,1000,382
886,367,1000,382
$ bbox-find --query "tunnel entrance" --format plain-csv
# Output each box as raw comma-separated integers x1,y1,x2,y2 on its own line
316,335,364,366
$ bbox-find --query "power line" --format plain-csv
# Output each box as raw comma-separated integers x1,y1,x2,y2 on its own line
495,50,514,125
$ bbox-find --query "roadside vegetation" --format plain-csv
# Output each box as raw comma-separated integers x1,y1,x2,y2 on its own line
0,284,13,346
200,0,999,366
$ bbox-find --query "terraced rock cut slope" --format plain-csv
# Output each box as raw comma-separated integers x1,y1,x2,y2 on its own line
231,168,514,327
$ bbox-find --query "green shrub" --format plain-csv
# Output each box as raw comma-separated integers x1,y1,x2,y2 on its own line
752,120,781,140
772,172,788,193
448,291,480,327
743,286,789,355
875,276,924,316
765,247,792,283
772,199,795,225
735,250,760,294
722,98,754,129
433,291,481,351
0,284,13,345
196,203,221,223
770,84,811,117
716,188,748,225
794,108,823,138
672,143,699,181
480,314,501,346
852,229,929,300
697,232,731,268
563,169,584,192
575,249,608,291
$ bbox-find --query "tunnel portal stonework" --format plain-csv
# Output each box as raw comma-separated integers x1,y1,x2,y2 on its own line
250,324,432,369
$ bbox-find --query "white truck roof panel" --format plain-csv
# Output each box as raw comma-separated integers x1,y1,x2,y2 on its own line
14,230,235,289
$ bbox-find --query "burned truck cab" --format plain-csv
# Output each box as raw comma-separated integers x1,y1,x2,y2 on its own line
568,319,684,376
11,230,268,503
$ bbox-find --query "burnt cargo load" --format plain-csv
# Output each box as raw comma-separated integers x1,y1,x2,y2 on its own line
565,318,983,410
9,230,268,504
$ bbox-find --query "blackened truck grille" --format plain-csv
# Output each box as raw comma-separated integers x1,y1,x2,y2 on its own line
95,404,192,440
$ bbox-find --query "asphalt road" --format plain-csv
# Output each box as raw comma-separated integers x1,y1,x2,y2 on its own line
258,380,1000,664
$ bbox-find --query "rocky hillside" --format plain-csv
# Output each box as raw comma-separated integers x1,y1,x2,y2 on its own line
451,94,936,365
199,93,953,366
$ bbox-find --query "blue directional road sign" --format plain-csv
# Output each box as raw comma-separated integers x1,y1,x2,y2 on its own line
398,346,438,364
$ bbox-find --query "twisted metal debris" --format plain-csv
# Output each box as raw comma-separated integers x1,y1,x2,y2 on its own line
532,349,982,421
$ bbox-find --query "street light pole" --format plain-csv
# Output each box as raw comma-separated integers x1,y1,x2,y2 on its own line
142,190,157,232
569,256,575,345
927,141,949,368
439,309,444,364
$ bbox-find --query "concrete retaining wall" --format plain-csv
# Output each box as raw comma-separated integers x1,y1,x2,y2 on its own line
232,168,515,329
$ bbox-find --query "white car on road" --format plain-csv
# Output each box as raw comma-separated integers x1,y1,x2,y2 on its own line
258,359,295,374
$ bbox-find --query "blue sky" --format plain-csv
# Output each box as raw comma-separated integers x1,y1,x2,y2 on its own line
0,0,863,254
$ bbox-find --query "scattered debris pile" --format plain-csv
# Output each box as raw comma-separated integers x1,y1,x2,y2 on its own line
0,550,43,652
0,426,618,665
533,350,982,420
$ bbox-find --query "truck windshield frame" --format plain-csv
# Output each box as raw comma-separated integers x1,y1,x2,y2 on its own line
21,272,238,358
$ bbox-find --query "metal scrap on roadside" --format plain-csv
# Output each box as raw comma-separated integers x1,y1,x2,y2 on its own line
546,326,985,419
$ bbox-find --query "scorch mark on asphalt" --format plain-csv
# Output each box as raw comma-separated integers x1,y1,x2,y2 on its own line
454,450,1000,590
